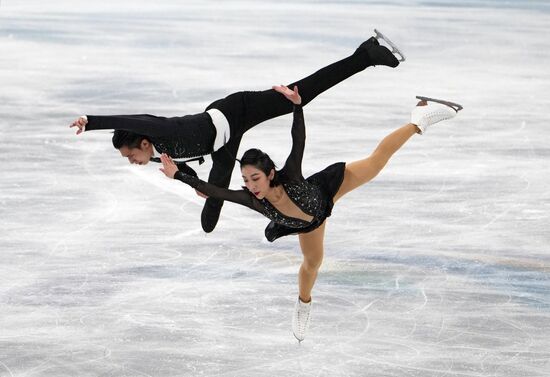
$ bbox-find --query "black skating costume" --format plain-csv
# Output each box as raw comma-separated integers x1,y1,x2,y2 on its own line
173,105,346,242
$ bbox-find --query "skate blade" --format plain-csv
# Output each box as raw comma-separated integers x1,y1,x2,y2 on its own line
415,95,464,112
293,332,304,344
374,28,406,62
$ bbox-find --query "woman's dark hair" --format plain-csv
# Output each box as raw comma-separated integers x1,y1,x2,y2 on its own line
112,130,150,149
239,148,280,187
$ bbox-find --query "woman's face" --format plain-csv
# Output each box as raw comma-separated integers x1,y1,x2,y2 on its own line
241,165,274,199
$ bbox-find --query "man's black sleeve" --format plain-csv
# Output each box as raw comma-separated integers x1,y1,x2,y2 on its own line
85,114,179,137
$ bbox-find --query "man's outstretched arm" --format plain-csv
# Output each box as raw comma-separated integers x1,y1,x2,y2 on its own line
69,114,178,137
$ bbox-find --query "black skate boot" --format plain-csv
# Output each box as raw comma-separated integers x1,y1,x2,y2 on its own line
356,29,405,68
357,36,380,49
201,198,223,233
365,44,400,68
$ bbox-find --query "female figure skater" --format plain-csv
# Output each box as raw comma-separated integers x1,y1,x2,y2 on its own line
69,29,404,234
159,86,461,342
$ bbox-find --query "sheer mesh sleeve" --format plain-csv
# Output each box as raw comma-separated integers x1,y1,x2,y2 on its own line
281,105,305,180
175,162,198,178
173,171,264,214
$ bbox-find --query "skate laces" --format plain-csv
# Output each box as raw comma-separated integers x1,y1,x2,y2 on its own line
295,300,311,333
418,104,456,126
424,108,453,123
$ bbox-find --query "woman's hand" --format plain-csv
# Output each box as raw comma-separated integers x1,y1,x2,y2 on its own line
160,153,179,178
69,116,88,135
195,189,208,199
272,85,302,105
161,155,209,197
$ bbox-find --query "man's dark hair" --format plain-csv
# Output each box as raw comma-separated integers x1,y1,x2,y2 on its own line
112,130,150,149
239,148,280,187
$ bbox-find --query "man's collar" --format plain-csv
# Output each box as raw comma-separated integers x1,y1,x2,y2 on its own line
149,145,206,165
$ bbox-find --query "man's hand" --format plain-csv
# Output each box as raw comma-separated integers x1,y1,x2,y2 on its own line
272,85,302,105
69,116,88,135
159,153,179,178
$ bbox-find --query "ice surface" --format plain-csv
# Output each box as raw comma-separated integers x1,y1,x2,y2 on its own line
1,1,549,376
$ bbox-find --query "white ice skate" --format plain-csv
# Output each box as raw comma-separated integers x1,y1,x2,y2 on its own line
411,96,463,134
292,297,312,343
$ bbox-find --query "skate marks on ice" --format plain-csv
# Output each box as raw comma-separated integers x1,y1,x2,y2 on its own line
1,0,550,376
208,253,550,377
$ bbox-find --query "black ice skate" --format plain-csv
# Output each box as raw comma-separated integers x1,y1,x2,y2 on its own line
374,28,406,62
201,198,223,233
357,29,405,68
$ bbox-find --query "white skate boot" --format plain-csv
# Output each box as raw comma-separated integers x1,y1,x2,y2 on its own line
411,96,463,134
292,297,312,342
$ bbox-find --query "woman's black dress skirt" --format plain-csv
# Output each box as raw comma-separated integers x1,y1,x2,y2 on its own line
265,162,346,242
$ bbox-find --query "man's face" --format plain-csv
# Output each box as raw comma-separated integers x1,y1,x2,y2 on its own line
118,140,153,165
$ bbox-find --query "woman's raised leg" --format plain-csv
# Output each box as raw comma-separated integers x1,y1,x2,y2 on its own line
333,97,461,202
333,123,418,203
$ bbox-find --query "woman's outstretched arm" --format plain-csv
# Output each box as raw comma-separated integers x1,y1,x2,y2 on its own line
273,85,305,179
160,154,259,211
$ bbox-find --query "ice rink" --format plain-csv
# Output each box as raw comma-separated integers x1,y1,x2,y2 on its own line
1,0,549,376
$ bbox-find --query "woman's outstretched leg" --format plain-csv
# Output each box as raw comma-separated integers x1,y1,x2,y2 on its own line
334,123,418,202
333,99,460,202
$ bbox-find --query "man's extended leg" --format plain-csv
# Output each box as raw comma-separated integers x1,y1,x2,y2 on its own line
240,38,399,133
208,37,400,137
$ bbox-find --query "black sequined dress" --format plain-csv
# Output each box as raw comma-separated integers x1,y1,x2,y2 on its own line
174,105,346,242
